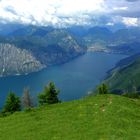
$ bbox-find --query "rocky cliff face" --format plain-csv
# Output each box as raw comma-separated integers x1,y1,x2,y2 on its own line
0,43,44,76
0,27,86,77
32,30,85,65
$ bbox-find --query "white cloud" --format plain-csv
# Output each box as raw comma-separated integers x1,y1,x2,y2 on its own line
106,22,114,26
56,0,104,15
122,17,138,26
0,0,140,27
113,7,128,11
0,0,105,26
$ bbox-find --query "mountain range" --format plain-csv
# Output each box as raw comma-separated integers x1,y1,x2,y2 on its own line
1,24,140,76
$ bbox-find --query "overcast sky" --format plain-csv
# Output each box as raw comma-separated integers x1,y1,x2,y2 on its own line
0,0,140,27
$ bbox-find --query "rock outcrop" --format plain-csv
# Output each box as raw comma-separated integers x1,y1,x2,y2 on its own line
0,43,44,76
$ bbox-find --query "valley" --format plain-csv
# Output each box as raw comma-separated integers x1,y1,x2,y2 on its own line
0,27,85,76
0,52,126,109
1,1,140,139
0,25,140,106
1,25,140,77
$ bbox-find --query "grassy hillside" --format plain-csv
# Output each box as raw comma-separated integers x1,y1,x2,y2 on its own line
105,56,140,92
0,94,140,139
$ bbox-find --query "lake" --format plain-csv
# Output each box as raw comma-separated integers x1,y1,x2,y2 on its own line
0,52,127,108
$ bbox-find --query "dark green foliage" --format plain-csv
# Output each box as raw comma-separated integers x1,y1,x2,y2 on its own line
98,83,108,94
22,88,33,109
122,92,139,99
38,82,60,105
2,92,21,113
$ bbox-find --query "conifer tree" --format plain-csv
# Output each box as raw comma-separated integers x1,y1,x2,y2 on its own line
3,92,21,113
98,83,108,94
38,82,60,105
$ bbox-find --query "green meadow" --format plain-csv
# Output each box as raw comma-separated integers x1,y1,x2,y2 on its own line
0,94,140,140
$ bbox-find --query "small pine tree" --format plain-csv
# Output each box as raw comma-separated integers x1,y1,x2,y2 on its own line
3,92,21,113
98,83,108,94
22,88,33,109
38,82,60,105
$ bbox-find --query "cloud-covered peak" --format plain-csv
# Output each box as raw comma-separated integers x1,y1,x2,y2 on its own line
0,0,140,27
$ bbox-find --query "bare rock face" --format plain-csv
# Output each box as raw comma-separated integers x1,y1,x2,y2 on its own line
0,28,86,77
0,43,44,76
32,30,85,65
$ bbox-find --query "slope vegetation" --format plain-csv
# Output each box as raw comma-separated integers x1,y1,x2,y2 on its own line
105,55,140,93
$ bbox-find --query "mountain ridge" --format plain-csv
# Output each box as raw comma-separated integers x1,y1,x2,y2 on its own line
1,25,140,76
104,53,140,93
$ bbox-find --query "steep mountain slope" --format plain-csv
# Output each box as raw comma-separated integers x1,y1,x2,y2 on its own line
107,28,140,54
104,54,140,93
0,94,140,139
83,27,112,48
37,29,85,65
82,27,140,54
0,23,25,36
1,25,140,76
0,26,85,76
7,29,85,65
0,43,44,76
8,25,54,37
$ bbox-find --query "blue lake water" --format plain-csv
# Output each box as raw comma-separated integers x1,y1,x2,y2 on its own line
0,52,127,108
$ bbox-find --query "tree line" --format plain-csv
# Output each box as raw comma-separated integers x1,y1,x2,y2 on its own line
1,82,139,116
1,83,109,115
1,81,60,115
